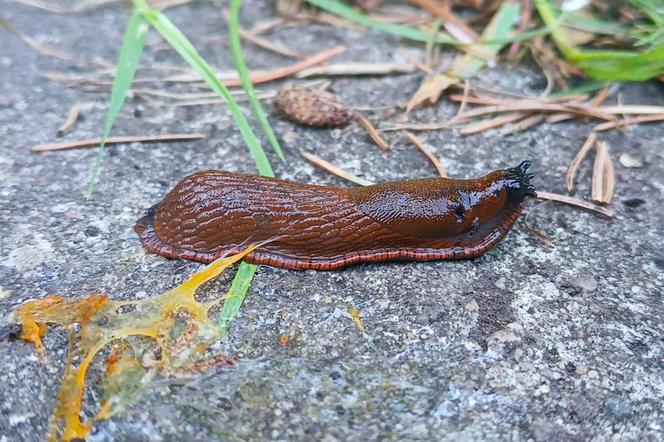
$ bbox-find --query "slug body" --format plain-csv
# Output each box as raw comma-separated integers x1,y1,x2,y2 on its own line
135,162,536,270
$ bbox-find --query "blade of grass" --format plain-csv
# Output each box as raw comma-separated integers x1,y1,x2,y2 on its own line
305,0,548,46
218,261,257,335
86,11,147,195
304,0,459,44
229,0,284,161
220,0,287,334
132,0,275,334
535,0,664,81
134,0,274,176
451,1,521,78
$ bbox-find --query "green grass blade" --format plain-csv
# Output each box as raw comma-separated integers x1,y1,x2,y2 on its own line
452,1,520,79
86,11,147,195
549,80,610,97
132,0,274,334
629,0,664,27
304,0,544,46
534,0,578,59
228,0,284,161
218,261,257,336
136,5,274,176
536,0,664,81
304,0,459,44
577,45,664,81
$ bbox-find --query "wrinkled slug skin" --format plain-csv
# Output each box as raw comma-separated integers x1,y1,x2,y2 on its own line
135,162,536,270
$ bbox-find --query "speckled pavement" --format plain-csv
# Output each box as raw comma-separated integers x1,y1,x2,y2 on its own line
1,1,663,440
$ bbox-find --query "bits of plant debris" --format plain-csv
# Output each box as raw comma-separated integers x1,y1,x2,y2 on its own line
274,84,352,128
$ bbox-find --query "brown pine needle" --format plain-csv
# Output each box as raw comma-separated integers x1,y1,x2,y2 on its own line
395,48,433,74
10,0,119,14
45,46,347,89
227,45,346,86
32,134,205,152
296,62,415,78
501,114,545,135
380,121,455,132
238,28,303,58
0,17,110,68
57,103,82,136
536,191,614,218
591,86,610,106
300,151,374,186
447,93,588,106
403,131,447,177
566,132,596,192
459,113,526,135
354,112,389,151
409,0,479,41
455,80,471,117
545,112,574,123
221,10,302,58
600,105,664,115
454,103,614,122
603,149,615,205
591,143,606,204
594,114,664,131
592,141,614,205
524,201,555,248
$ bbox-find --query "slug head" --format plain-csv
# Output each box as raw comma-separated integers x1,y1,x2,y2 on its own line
350,161,536,240
448,161,536,236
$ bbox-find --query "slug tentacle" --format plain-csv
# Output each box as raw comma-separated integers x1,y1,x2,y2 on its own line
135,164,536,270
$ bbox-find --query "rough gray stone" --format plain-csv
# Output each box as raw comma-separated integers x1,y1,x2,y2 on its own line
1,1,663,441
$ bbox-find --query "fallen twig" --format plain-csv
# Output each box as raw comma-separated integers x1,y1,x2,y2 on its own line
403,131,447,177
32,134,204,152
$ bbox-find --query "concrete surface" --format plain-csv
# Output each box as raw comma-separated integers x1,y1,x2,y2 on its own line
1,1,663,440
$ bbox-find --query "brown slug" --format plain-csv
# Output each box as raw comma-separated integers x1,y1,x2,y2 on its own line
135,162,536,270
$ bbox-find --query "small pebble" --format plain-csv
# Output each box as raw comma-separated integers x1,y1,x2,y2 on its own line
619,153,644,168
571,274,597,292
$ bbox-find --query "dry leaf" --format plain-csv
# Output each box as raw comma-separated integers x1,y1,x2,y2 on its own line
406,73,459,112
